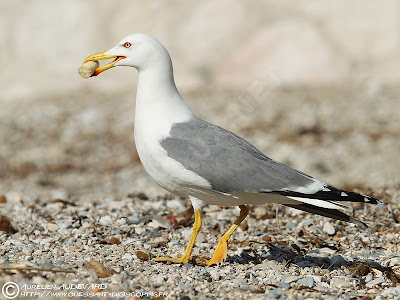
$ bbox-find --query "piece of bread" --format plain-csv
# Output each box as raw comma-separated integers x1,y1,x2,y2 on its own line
78,61,99,78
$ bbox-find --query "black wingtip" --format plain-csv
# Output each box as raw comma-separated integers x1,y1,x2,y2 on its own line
285,203,368,228
330,186,382,205
277,185,383,205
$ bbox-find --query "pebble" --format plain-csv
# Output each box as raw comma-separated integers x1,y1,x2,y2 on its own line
330,277,352,289
323,222,336,235
366,276,385,288
178,285,195,292
128,216,140,224
0,180,397,299
267,288,283,299
47,223,59,232
282,275,301,284
310,275,324,283
297,276,315,288
99,216,113,226
277,283,291,289
285,222,297,229
331,255,348,267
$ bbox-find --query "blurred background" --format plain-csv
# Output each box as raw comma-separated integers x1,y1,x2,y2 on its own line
0,1,399,201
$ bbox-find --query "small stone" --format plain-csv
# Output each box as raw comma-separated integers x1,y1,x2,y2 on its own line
99,216,113,226
297,276,315,288
47,223,59,232
310,275,324,283
366,276,385,288
178,285,195,292
108,237,120,245
117,218,127,226
0,195,6,203
277,282,291,289
330,277,352,289
128,217,140,224
331,255,348,267
135,250,149,261
122,253,132,260
41,260,56,269
155,276,164,287
0,215,16,234
267,288,283,299
285,222,297,230
282,275,301,284
323,222,336,235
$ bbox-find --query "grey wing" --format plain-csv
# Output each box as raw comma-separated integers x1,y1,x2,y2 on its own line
160,118,324,194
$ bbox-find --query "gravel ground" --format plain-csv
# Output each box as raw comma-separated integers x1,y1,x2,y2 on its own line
0,84,399,299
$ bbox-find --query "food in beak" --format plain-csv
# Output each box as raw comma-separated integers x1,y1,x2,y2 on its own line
78,60,99,79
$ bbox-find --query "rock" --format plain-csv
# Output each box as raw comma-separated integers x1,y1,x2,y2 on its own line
196,233,206,244
366,276,385,288
149,216,170,229
98,216,113,226
41,260,56,269
282,275,301,284
297,277,315,288
122,253,132,260
330,277,352,289
0,215,16,234
285,222,297,230
310,275,324,283
208,269,222,281
277,283,291,289
323,222,336,235
331,255,348,267
117,218,127,226
135,250,149,261
46,223,59,232
178,285,195,292
57,220,73,235
128,217,140,224
267,288,283,299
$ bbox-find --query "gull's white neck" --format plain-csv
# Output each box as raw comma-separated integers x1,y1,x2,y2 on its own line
133,50,200,193
135,56,194,135
134,51,195,156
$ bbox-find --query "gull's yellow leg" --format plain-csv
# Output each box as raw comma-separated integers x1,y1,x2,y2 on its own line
207,205,249,266
153,210,201,264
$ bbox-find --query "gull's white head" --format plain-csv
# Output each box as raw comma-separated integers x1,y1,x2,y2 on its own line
83,33,171,76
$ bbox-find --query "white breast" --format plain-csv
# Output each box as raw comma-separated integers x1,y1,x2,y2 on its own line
134,94,211,196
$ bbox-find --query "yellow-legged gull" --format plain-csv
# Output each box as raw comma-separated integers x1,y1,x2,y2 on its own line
80,33,382,266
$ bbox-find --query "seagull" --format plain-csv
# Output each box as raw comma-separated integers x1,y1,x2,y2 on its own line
82,33,381,266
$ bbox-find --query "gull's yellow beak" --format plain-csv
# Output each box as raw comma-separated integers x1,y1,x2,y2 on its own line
83,51,126,76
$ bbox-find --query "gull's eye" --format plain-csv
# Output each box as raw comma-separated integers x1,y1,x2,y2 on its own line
123,42,132,48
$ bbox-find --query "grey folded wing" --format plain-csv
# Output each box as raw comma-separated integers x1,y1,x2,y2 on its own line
160,117,324,194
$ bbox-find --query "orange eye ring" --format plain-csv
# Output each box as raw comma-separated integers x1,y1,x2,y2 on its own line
123,42,132,48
